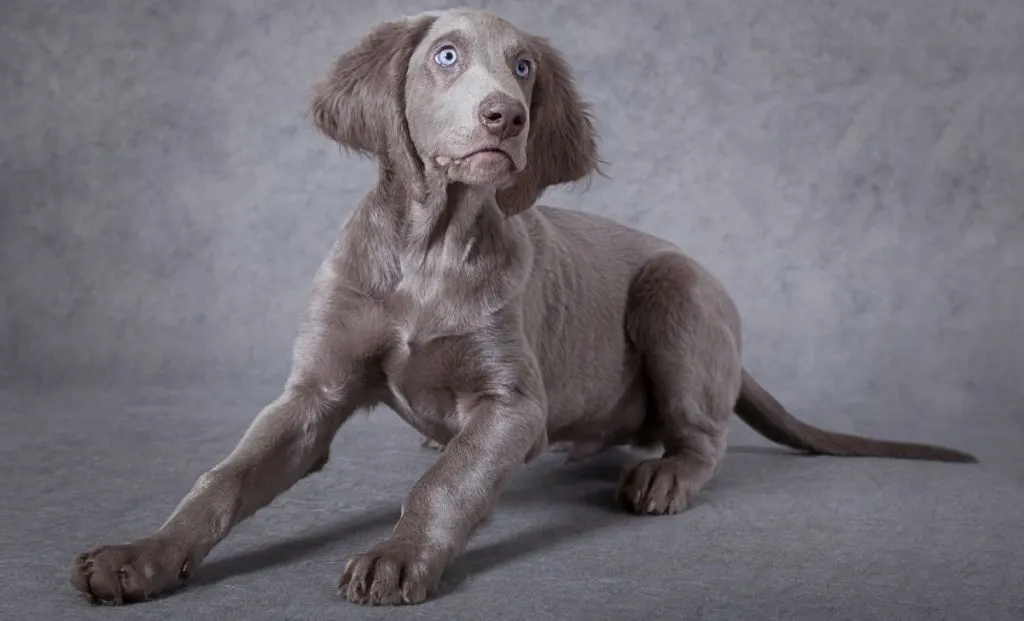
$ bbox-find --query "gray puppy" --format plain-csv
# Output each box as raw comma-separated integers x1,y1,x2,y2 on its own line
71,8,975,608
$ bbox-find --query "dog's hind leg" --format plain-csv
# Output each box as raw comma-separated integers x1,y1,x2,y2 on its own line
618,252,743,515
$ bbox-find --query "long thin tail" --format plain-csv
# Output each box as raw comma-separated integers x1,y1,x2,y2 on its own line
734,368,977,463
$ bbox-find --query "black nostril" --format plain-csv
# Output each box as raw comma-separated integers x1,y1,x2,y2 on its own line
511,115,524,127
483,110,503,122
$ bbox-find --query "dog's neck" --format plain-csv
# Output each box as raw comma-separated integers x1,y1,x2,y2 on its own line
401,181,495,254
341,170,531,307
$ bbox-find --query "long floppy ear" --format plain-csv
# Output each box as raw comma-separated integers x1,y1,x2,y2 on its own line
497,36,600,216
309,15,438,197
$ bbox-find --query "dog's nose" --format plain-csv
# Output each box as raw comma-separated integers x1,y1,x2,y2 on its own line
478,93,526,140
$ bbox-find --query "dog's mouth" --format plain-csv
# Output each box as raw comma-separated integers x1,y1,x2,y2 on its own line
436,147,515,169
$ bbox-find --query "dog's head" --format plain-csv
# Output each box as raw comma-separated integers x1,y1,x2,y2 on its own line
310,9,599,215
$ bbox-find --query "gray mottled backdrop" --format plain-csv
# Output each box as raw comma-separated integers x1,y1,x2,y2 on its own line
1,1,1023,618
3,0,1023,418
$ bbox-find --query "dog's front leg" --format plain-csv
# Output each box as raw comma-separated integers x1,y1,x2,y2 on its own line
339,386,546,606
70,378,366,604
71,260,386,605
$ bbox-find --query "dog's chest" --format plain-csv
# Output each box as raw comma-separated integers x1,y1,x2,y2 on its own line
390,238,471,308
375,242,500,437
378,281,469,435
379,319,472,441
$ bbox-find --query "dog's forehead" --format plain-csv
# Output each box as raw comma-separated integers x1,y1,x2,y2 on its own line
426,10,525,50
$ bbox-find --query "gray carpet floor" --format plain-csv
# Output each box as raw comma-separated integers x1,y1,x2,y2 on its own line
2,384,1021,620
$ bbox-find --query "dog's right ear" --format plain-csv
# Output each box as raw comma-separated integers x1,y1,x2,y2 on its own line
310,15,437,191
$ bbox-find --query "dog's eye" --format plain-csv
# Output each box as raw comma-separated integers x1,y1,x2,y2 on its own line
515,59,531,78
435,45,458,67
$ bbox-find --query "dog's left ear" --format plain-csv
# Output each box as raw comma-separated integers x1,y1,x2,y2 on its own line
497,36,600,217
310,14,438,198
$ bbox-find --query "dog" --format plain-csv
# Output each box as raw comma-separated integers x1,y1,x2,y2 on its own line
70,7,976,607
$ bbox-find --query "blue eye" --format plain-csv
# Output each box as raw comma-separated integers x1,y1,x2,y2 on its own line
435,45,458,67
515,59,531,78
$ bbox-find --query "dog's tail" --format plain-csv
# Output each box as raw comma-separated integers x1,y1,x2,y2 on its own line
734,368,977,463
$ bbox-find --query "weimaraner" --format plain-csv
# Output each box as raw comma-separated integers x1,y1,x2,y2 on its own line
71,7,976,607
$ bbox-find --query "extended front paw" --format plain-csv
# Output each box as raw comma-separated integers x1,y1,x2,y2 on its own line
338,538,443,606
71,537,192,605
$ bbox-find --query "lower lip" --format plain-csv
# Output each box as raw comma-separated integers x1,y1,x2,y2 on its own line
465,150,511,167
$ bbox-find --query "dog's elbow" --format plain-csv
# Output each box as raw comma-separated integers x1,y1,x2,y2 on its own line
457,389,547,460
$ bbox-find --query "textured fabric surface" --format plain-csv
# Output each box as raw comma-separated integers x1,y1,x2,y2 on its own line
2,387,1022,620
2,0,1022,619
